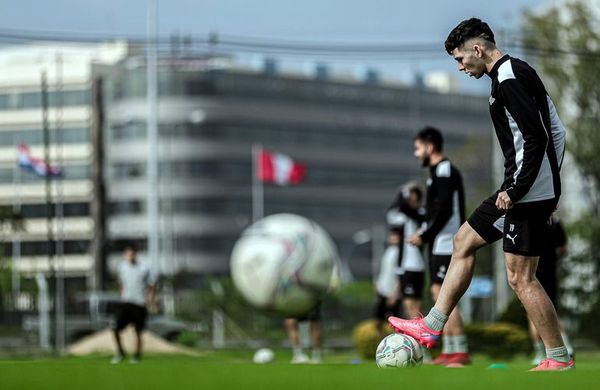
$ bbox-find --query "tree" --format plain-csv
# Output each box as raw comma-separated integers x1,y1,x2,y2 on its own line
523,1,600,322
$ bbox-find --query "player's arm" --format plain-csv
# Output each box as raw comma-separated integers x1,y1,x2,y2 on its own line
499,79,549,203
419,176,454,244
146,269,159,313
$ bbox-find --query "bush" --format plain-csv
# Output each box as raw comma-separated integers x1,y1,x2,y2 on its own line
352,319,392,360
177,330,199,348
497,297,529,330
464,322,530,358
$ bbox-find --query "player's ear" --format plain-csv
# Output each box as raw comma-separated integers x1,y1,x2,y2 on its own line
473,43,484,58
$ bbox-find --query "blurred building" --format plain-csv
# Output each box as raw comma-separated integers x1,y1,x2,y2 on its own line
98,56,493,278
0,43,128,292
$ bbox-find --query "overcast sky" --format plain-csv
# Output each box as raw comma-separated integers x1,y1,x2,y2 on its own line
0,0,551,93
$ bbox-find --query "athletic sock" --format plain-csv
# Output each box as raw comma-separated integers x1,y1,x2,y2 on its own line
546,345,570,363
452,335,468,354
424,307,448,332
442,336,454,354
561,332,574,357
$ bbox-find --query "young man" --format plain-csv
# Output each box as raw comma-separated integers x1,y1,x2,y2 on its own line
285,305,322,364
388,18,572,371
373,184,426,335
408,127,470,366
529,216,574,364
111,244,158,364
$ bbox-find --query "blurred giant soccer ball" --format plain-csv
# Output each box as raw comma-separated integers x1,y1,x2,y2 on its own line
375,333,423,368
230,214,339,317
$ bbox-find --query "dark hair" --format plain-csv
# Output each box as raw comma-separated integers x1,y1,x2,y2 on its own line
408,186,423,202
444,18,495,54
123,241,137,252
414,126,443,152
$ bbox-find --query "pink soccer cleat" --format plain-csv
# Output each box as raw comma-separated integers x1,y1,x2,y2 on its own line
387,316,442,349
529,357,575,371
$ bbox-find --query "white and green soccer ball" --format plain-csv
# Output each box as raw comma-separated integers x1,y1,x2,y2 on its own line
375,333,423,368
230,214,339,317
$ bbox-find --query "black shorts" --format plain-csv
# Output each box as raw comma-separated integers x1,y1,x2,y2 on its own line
399,271,425,298
429,255,451,285
115,302,148,332
467,194,557,256
536,262,557,306
372,294,401,321
295,302,322,322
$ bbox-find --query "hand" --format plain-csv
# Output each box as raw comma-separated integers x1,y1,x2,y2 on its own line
408,234,423,246
495,191,513,210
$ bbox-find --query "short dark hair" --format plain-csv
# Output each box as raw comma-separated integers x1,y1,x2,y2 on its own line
444,18,495,54
414,126,443,152
123,241,137,252
408,186,423,202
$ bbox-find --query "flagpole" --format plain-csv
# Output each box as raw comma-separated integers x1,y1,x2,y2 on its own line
41,70,56,354
12,146,21,297
252,144,264,222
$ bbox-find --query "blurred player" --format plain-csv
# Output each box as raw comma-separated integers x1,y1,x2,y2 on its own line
408,127,470,366
373,184,425,335
530,216,574,364
389,18,572,371
285,305,322,364
111,244,158,364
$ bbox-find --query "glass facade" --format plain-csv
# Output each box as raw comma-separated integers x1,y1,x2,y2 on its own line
0,89,90,110
0,127,89,146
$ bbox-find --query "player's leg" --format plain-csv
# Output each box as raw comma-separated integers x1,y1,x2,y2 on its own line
131,304,147,363
285,318,308,363
399,271,422,319
309,319,322,363
111,303,128,364
389,196,502,347
505,254,567,359
371,294,389,337
503,200,574,370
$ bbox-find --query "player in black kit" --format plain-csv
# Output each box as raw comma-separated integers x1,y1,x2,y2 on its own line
409,127,470,366
389,18,572,371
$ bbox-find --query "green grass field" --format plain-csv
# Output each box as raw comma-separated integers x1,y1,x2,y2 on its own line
1,350,598,390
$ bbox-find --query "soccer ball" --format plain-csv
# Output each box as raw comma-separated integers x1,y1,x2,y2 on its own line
253,348,275,364
375,333,423,368
230,214,339,317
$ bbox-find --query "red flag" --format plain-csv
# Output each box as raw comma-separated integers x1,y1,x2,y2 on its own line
258,150,306,186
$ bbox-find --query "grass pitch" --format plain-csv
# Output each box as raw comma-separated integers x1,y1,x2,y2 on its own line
1,350,598,390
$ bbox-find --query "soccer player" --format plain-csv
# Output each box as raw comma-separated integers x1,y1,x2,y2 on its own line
285,305,322,364
373,183,426,335
388,18,573,371
408,127,470,366
529,216,574,364
111,244,158,364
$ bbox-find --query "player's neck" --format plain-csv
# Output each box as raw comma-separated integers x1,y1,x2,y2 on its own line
485,49,505,74
429,153,444,166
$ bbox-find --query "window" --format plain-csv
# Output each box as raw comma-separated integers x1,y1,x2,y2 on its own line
0,89,89,110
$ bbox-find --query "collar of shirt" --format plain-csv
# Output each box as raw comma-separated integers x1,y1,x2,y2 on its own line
487,54,511,80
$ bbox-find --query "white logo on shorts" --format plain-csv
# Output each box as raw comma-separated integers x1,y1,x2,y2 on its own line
506,233,518,245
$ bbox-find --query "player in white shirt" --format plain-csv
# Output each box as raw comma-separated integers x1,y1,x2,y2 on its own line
372,184,425,335
111,244,158,364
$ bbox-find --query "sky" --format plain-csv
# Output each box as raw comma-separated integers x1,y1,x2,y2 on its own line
0,0,551,94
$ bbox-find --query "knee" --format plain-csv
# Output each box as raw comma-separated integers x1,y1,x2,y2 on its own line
453,229,473,258
506,270,535,294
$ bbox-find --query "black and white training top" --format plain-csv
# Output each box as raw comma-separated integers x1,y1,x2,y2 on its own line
386,189,426,272
420,159,466,256
488,55,566,203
